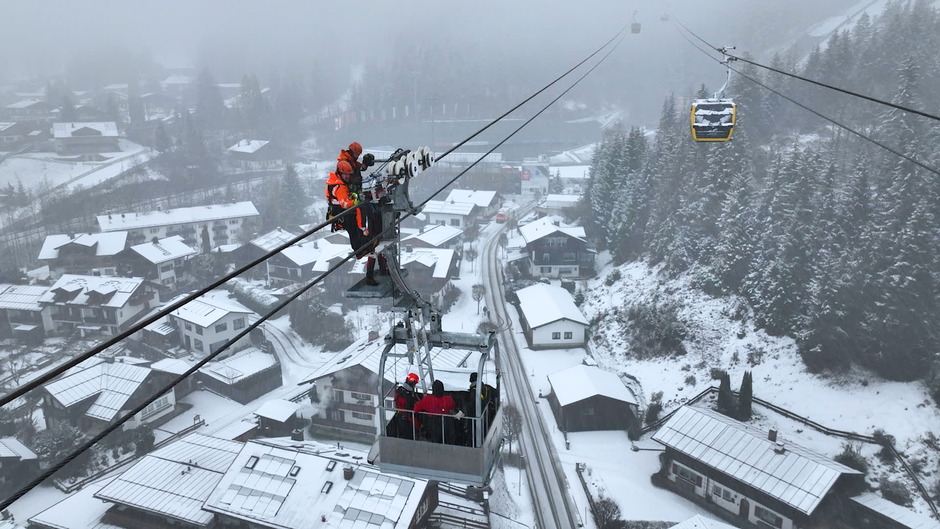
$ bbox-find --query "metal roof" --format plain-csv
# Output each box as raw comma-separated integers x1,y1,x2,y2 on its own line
44,362,151,421
519,217,587,245
97,201,259,232
516,283,588,328
254,399,301,423
28,479,121,529
401,225,462,247
669,515,738,529
38,232,128,260
200,348,277,385
421,200,475,216
39,274,146,309
227,139,269,154
52,121,118,139
95,434,242,526
350,248,455,279
0,284,48,311
0,437,38,460
168,293,253,327
444,189,497,208
850,493,940,529
548,364,636,407
203,441,428,529
653,406,862,515
251,228,300,252
130,235,197,264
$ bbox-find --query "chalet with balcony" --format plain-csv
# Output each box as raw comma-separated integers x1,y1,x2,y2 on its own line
38,275,157,337
166,294,255,357
97,201,259,249
120,235,197,297
41,359,178,435
0,284,52,343
653,405,864,529
226,139,282,171
519,217,595,278
4,99,54,122
39,231,128,279
53,121,120,154
421,200,476,228
265,234,351,290
444,189,501,219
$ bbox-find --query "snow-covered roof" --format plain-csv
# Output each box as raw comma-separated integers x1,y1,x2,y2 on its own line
670,515,738,529
541,194,581,209
516,283,588,328
161,75,194,85
552,164,592,180
130,235,197,264
444,189,497,208
151,357,195,375
653,405,862,516
28,479,120,529
5,99,45,109
850,493,940,529
44,361,152,421
97,201,259,232
203,441,428,528
103,83,128,90
254,399,301,422
39,274,147,309
200,348,277,385
421,200,475,216
548,364,636,407
227,139,269,154
95,434,243,527
168,293,253,327
52,121,119,139
38,232,128,260
251,227,300,252
214,243,240,253
519,217,586,244
280,237,349,271
0,437,38,460
0,122,16,133
351,247,455,279
401,224,462,247
0,284,48,311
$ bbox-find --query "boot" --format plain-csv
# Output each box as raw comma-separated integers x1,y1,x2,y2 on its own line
378,254,390,276
365,257,379,286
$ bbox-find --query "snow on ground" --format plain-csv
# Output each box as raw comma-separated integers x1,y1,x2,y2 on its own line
0,139,150,192
490,462,538,529
153,390,245,443
64,150,154,191
3,482,67,524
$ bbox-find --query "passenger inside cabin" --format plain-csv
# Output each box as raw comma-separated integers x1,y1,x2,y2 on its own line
413,380,464,444
387,372,422,440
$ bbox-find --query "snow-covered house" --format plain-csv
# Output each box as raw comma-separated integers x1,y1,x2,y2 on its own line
38,231,129,278
653,405,864,529
350,246,457,300
166,294,255,357
38,274,158,337
519,217,595,278
202,440,437,529
226,139,282,171
538,193,581,218
521,163,550,196
515,283,588,349
546,364,637,432
265,234,352,290
670,515,737,529
254,399,302,438
93,434,242,529
444,189,500,218
0,284,52,342
0,438,38,491
849,491,940,529
401,224,463,250
120,235,198,294
96,201,259,249
198,347,281,404
41,359,178,435
421,199,476,228
4,99,54,121
52,121,120,154
234,227,300,268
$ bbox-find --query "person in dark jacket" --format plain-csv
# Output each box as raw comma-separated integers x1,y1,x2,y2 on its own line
336,141,387,282
391,373,421,440
413,380,462,444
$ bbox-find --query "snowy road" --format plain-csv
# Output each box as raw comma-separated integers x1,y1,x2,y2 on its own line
482,207,581,529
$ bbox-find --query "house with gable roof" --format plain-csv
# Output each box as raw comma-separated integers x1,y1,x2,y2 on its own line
421,199,476,228
519,216,595,278
0,437,38,494
514,283,588,348
401,224,463,250
546,364,638,432
233,226,300,269
226,139,282,170
0,284,52,342
265,233,352,290
198,347,281,404
97,201,259,249
165,294,255,357
653,405,865,529
119,235,198,295
5,99,55,122
38,274,158,337
39,231,129,279
52,121,120,154
444,189,501,218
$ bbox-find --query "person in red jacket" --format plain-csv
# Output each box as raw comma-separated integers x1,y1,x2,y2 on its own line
391,373,421,440
326,161,377,282
337,142,387,282
413,380,463,444
337,141,375,181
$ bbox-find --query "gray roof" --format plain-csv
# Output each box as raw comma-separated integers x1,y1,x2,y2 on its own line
850,493,940,529
653,405,861,516
0,437,38,460
669,515,738,529
95,434,242,526
0,284,48,311
44,361,151,421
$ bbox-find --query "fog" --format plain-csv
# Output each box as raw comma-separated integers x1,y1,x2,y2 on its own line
1,0,859,121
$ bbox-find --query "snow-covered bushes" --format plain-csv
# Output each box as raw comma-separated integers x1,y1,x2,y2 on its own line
834,442,869,475
438,281,461,312
880,476,913,506
228,278,282,317
644,391,664,426
617,298,687,358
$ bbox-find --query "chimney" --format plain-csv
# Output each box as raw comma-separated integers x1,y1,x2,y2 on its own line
68,232,75,240
313,241,318,249
343,466,354,480
768,429,777,442
405,244,413,253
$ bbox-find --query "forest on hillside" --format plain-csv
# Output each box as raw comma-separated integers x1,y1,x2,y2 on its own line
579,1,940,389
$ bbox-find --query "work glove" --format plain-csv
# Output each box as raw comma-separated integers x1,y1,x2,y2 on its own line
350,193,359,206
362,153,375,167
454,410,465,419
362,227,370,237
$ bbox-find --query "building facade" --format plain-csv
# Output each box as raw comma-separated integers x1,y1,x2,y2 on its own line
97,202,259,249
0,284,52,342
38,275,158,337
120,235,198,296
166,295,255,356
53,121,120,154
226,139,282,171
39,232,129,278
546,364,638,432
519,217,595,278
515,283,588,349
421,200,475,228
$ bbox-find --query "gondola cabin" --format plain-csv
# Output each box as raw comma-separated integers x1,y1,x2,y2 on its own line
691,98,736,142
631,11,641,34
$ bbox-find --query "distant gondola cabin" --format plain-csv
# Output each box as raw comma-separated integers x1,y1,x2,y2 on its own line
547,364,638,432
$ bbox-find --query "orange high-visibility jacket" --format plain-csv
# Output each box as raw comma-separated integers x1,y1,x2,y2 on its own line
325,172,364,229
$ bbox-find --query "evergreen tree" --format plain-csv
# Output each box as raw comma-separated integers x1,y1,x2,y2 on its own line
60,94,76,122
717,371,735,417
153,121,171,154
278,163,308,226
106,94,120,124
195,67,225,129
738,371,753,421
201,225,212,254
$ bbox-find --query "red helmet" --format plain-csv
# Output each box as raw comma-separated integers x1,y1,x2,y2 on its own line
348,142,363,158
337,160,353,174
406,373,419,385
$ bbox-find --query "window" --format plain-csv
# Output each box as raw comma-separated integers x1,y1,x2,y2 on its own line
350,392,371,402
161,277,175,286
581,407,594,416
671,463,703,487
233,317,245,330
141,395,171,417
150,228,160,234
755,506,783,528
245,456,259,469
540,267,552,273
160,263,174,273
229,219,239,225
194,339,204,351
320,481,333,494
351,411,373,421
450,218,460,226
289,466,301,477
196,326,203,335
215,322,228,333
184,322,192,331
552,332,561,340
712,484,733,502
541,253,550,262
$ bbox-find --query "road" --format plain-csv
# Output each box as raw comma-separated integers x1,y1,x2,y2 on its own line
481,209,581,529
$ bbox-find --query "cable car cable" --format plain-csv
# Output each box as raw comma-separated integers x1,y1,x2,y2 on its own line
669,8,940,125
0,26,629,410
672,20,940,179
0,32,627,511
